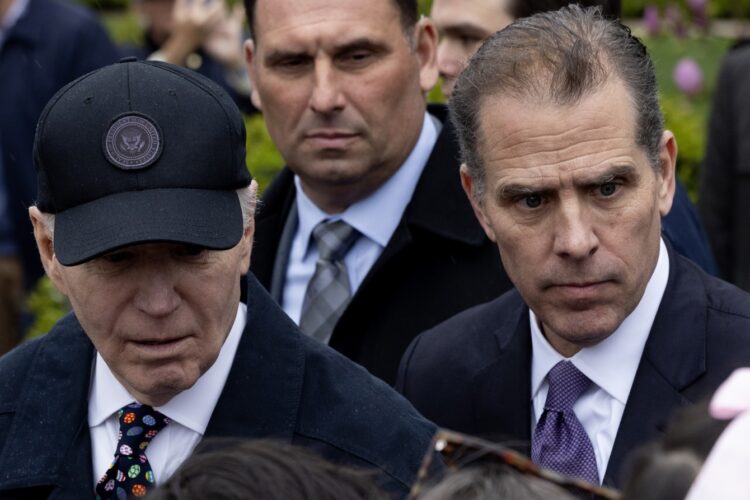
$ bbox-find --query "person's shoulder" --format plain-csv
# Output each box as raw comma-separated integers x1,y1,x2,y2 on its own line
677,254,750,320
293,335,435,490
412,289,524,358
34,0,103,29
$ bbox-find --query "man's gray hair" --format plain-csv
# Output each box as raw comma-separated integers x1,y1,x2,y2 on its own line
38,184,257,241
450,5,663,202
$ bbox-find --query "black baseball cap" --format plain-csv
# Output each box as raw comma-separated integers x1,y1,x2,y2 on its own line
34,58,252,266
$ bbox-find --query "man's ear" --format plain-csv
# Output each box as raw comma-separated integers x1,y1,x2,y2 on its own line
239,181,258,275
29,207,69,295
656,131,677,218
460,164,496,242
414,17,439,94
244,39,263,110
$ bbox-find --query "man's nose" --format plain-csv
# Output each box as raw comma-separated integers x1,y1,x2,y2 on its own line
552,198,599,260
309,60,345,114
133,269,181,318
436,38,465,81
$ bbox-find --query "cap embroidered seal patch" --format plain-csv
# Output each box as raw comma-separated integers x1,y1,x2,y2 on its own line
103,114,162,170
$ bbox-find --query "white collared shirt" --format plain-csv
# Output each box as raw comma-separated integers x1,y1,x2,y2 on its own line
282,112,439,326
0,0,29,49
530,238,670,482
88,303,247,487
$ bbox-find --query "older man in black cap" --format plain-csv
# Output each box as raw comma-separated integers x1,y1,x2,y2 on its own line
0,59,435,499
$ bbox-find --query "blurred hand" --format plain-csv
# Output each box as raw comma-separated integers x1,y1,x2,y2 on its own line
204,3,246,70
162,0,227,64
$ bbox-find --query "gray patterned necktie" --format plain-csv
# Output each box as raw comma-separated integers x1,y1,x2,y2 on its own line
299,220,360,343
531,360,600,484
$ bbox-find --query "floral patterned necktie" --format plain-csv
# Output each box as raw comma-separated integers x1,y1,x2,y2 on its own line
95,402,170,499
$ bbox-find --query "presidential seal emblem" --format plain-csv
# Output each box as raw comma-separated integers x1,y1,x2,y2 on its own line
103,114,162,170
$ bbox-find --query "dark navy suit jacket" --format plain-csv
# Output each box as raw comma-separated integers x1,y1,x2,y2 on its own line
0,0,119,289
397,244,750,487
0,275,436,498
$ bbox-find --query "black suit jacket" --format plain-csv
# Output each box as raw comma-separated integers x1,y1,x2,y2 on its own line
250,106,513,385
699,43,750,290
0,276,436,498
396,245,750,487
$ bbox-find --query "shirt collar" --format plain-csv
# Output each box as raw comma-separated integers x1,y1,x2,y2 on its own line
0,0,29,47
88,302,247,434
294,111,438,255
530,238,670,404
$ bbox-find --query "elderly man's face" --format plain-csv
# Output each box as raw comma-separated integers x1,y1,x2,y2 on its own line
245,0,438,213
462,78,676,356
430,0,512,97
31,212,253,406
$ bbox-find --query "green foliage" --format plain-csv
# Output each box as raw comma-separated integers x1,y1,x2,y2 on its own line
25,278,70,340
622,0,750,18
245,114,284,193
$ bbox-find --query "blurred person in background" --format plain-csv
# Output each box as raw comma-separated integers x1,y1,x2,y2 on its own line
0,0,118,354
429,0,717,277
699,41,750,291
125,0,255,114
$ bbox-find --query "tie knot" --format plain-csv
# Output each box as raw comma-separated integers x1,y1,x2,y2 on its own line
116,403,169,455
544,361,591,411
312,220,359,262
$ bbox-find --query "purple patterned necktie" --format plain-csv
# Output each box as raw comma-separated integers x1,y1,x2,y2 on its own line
95,403,170,499
531,360,600,484
299,220,360,343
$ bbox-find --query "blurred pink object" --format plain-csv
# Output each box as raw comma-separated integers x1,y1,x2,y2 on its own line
709,368,750,420
666,3,687,37
673,58,704,96
643,5,661,36
686,0,707,15
686,368,750,499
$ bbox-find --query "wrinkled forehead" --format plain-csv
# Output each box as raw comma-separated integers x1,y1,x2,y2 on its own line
476,78,641,175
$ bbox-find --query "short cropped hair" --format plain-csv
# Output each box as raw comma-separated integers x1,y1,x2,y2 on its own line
243,0,418,39
450,5,662,202
145,439,388,500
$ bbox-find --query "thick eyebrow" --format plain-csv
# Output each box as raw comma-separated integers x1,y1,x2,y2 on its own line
264,37,387,66
496,164,640,201
581,164,640,186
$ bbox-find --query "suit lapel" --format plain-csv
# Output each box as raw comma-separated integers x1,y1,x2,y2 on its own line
471,295,532,452
604,246,707,486
205,275,303,441
0,314,95,495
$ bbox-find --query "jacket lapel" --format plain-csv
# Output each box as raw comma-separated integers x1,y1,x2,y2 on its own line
471,293,532,452
604,245,707,486
0,314,95,495
205,275,303,441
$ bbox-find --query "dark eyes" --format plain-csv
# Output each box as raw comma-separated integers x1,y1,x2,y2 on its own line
598,181,618,197
523,194,543,209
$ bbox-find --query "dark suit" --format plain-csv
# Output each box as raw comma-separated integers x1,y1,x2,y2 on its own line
699,42,750,290
0,275,436,498
396,245,750,487
250,105,513,385
0,0,119,289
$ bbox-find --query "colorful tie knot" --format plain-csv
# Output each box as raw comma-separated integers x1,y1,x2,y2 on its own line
95,403,169,499
544,361,592,412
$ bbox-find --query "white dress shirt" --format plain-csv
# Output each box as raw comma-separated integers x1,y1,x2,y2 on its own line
530,238,670,483
282,112,439,326
88,303,247,487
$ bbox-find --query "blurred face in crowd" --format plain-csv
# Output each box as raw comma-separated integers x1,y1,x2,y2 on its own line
31,207,254,406
462,77,676,356
430,0,512,96
245,0,438,214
